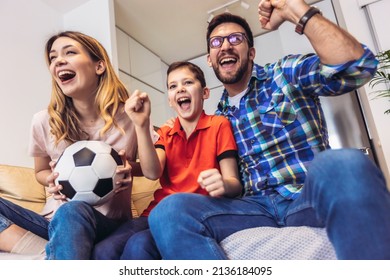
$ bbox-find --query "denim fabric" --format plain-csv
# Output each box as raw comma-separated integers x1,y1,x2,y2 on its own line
0,212,12,232
120,229,161,260
0,198,49,239
45,201,123,260
149,149,390,260
92,216,149,260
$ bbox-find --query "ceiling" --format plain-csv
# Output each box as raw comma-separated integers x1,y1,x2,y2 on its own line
43,0,320,65
115,0,320,64
114,0,267,64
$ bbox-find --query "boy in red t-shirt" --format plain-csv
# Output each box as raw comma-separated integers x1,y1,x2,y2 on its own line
120,61,242,259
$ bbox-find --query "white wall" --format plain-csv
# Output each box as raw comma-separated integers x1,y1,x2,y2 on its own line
333,0,390,186
0,0,62,168
0,0,115,168
63,0,118,70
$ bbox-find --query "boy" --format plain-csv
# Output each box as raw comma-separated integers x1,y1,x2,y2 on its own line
94,61,242,259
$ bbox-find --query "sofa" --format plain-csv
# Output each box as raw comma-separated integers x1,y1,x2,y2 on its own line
0,163,336,260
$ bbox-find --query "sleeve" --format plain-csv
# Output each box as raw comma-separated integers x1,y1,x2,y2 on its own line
216,117,238,162
154,127,166,150
281,44,378,97
28,111,49,158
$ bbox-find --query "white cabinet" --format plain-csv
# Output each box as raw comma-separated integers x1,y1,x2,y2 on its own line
116,28,131,74
119,70,174,127
116,27,172,127
128,36,165,93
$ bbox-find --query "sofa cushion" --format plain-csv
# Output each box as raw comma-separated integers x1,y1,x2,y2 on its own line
131,176,161,217
0,164,47,213
220,226,336,259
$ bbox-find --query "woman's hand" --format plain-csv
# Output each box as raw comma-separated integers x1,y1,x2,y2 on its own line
114,150,133,194
46,160,67,201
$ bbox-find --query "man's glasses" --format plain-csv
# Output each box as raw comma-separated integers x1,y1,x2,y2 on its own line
208,32,247,49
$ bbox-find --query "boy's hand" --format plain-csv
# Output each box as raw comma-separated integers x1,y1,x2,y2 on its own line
198,169,226,197
125,90,151,128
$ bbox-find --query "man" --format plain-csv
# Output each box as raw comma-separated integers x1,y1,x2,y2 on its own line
148,0,390,259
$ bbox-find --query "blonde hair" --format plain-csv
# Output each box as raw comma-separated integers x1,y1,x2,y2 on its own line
45,31,129,144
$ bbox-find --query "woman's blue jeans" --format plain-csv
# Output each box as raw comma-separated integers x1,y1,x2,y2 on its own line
45,201,123,259
149,149,390,260
0,198,49,239
0,199,124,259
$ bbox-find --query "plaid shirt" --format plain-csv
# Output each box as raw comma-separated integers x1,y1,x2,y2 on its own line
216,45,378,199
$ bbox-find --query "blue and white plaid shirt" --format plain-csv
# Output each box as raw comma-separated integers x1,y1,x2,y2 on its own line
216,45,378,199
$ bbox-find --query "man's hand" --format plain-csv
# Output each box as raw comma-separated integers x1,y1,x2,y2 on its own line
258,0,309,31
258,0,285,30
162,117,175,129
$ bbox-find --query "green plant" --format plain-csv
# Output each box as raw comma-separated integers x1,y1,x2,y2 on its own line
369,49,390,114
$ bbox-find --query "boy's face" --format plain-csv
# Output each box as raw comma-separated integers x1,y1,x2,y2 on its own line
167,67,209,122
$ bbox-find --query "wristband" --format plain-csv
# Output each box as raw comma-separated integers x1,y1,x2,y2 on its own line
295,7,322,35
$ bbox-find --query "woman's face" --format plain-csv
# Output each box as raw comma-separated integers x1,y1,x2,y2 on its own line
48,36,104,100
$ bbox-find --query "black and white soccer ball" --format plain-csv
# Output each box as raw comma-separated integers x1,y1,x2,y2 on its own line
54,140,124,206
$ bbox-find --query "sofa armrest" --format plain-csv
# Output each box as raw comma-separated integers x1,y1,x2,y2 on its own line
0,164,47,213
0,164,160,218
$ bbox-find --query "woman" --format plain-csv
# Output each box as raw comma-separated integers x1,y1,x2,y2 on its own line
0,31,146,259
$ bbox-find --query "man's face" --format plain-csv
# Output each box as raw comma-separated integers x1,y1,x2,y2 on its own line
207,22,254,85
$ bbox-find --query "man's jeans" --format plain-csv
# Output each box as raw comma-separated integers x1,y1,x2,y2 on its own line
149,149,390,260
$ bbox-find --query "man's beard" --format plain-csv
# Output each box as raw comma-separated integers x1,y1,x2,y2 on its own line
213,55,250,85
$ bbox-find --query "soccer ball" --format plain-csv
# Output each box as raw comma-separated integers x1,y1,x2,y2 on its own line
54,140,124,206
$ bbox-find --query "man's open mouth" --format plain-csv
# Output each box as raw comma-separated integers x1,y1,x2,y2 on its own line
220,57,237,66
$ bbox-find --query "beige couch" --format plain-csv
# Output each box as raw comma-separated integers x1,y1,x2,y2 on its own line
0,164,336,260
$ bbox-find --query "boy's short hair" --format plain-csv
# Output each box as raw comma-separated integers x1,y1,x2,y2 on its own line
167,61,206,88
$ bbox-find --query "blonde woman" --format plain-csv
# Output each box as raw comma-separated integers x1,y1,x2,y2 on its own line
0,31,149,259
